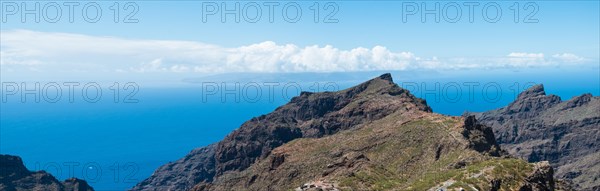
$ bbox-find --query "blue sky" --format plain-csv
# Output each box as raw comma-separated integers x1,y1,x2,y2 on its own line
1,1,599,84
1,2,598,190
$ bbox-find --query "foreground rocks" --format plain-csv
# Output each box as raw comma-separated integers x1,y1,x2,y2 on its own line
0,154,94,191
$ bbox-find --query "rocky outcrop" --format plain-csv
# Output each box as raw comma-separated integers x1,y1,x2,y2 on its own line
134,74,566,191
462,115,502,157
468,84,600,190
0,154,94,191
520,161,556,191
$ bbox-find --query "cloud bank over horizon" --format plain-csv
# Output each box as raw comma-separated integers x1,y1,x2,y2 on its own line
0,30,594,79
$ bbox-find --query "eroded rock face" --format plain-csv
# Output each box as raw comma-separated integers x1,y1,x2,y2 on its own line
0,154,94,191
462,115,502,157
469,84,600,190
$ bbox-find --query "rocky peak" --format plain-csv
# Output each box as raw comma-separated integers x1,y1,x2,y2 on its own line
342,73,400,98
563,93,594,109
517,84,546,100
293,73,395,103
471,84,600,190
214,73,430,175
0,154,94,191
377,73,393,81
0,155,30,181
505,84,561,115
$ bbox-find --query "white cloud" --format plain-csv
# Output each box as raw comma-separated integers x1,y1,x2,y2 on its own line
552,53,585,63
504,52,549,67
0,30,592,78
507,52,544,58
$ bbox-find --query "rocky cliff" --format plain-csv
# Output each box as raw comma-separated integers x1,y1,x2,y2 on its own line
0,154,94,191
468,84,600,190
133,74,567,191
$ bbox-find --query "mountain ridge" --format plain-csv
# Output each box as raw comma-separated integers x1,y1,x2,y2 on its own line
133,73,433,190
133,73,570,191
468,84,600,190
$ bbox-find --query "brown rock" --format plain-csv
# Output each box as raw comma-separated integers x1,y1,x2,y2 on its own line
0,154,94,191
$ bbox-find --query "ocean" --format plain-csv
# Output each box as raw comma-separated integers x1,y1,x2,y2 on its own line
1,71,598,190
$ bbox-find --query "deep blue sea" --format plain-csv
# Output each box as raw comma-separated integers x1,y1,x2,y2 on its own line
1,70,598,190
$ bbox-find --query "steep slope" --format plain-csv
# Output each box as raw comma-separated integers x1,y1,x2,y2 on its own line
133,73,430,190
469,84,600,190
134,74,567,191
0,154,94,191
200,114,555,191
